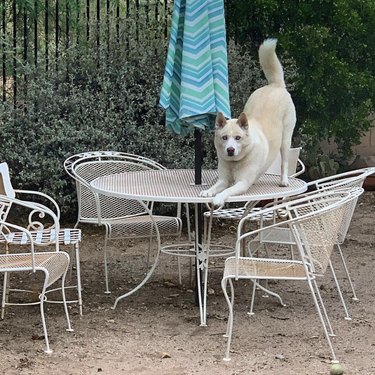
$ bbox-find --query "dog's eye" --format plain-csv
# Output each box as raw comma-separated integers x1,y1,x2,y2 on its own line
222,136,228,140
235,136,241,140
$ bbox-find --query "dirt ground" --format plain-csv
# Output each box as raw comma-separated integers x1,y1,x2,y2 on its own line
0,191,374,375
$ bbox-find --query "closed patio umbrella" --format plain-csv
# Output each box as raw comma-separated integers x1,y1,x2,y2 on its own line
159,0,231,312
159,0,231,184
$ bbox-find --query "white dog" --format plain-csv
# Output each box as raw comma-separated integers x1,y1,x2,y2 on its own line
200,38,296,207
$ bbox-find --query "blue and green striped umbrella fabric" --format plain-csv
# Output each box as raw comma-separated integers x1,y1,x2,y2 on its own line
159,0,231,136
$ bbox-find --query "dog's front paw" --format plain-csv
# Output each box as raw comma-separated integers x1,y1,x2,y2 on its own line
200,189,213,198
212,194,226,207
279,178,289,187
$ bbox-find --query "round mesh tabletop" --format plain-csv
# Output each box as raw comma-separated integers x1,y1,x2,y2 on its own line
91,169,307,203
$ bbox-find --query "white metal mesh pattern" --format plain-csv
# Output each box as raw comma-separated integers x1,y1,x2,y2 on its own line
76,161,153,220
318,179,363,244
71,155,183,238
91,170,307,203
311,168,375,243
0,252,69,287
224,257,306,279
291,200,346,274
108,215,181,239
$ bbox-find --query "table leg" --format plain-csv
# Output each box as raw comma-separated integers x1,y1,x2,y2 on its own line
112,200,161,310
194,203,207,326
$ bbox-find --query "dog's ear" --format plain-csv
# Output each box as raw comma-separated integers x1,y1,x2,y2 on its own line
238,113,248,129
215,112,227,129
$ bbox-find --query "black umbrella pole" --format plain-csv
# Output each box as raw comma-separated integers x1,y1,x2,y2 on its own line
194,128,204,306
194,128,203,185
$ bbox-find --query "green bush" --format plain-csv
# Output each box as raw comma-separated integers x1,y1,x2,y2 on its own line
0,31,297,221
226,0,375,175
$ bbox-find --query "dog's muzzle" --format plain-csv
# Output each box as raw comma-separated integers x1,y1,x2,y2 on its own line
226,147,235,157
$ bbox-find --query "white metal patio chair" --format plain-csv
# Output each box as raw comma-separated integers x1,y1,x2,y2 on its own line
250,167,375,319
221,187,364,363
0,162,82,315
64,151,183,294
0,169,74,353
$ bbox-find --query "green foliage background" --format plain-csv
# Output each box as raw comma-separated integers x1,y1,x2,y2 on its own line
225,0,375,175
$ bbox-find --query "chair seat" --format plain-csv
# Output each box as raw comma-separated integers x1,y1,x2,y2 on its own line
223,256,306,279
104,215,181,238
0,252,69,286
0,228,81,246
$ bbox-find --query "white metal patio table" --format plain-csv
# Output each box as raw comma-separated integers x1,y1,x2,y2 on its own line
90,169,307,325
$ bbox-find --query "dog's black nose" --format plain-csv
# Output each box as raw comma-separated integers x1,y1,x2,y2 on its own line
227,147,235,156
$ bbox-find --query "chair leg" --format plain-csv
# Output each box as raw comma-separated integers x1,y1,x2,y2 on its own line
202,246,210,327
308,278,338,363
175,223,184,285
40,265,73,354
146,233,153,271
228,279,235,336
248,279,258,316
67,249,74,283
336,243,358,301
261,244,271,296
61,269,74,333
329,259,351,321
39,276,53,354
222,277,235,361
1,271,9,319
2,244,11,319
312,278,335,336
103,229,111,294
74,243,83,316
256,281,286,307
175,257,182,285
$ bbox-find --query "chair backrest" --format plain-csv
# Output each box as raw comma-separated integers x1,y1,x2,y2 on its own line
0,163,15,224
288,188,363,274
266,147,305,177
309,167,375,243
64,151,166,222
239,188,363,277
0,163,15,199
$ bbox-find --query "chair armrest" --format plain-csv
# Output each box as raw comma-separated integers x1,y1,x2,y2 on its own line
306,167,375,190
14,189,60,220
291,159,306,177
0,219,37,270
236,187,363,255
0,195,60,233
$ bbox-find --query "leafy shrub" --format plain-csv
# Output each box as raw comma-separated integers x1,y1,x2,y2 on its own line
225,0,375,175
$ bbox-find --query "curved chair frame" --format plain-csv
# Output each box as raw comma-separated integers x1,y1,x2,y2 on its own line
252,167,375,319
0,162,82,315
0,195,73,353
64,151,184,293
221,187,364,363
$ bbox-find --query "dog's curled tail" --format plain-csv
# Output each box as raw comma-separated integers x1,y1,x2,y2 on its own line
259,38,285,87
